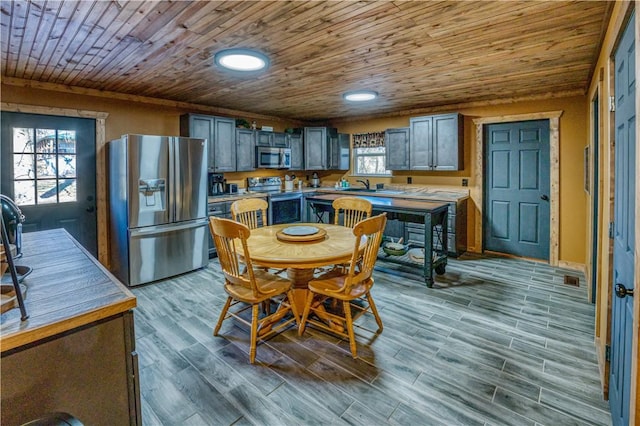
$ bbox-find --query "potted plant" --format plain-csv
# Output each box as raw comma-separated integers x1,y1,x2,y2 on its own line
235,118,250,129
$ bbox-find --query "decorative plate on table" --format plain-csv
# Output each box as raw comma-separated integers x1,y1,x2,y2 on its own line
277,226,326,242
282,226,319,236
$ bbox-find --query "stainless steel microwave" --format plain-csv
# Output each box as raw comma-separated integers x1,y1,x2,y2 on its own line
256,146,291,169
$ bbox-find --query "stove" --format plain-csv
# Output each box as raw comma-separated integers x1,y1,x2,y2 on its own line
246,177,283,193
247,177,303,224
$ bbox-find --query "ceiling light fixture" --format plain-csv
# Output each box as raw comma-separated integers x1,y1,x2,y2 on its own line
214,48,269,72
343,90,378,102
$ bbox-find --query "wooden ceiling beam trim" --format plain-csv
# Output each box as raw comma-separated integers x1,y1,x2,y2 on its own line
0,77,305,125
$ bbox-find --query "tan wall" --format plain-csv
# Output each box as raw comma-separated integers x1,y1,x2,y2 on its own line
331,96,588,265
1,84,588,265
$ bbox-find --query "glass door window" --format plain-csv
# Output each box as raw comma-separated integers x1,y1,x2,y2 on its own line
12,128,77,205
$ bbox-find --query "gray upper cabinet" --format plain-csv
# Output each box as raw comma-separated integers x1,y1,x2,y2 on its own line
257,130,290,148
273,132,289,148
256,130,273,146
180,114,236,172
304,127,329,170
288,133,304,170
329,133,350,170
409,113,463,171
385,127,410,170
235,128,255,171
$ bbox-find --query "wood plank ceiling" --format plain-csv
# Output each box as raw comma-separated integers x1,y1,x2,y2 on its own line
1,1,613,122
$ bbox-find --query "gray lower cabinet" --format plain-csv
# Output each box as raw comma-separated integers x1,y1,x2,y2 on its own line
207,201,232,257
385,127,410,170
409,113,463,171
236,128,255,171
180,114,236,172
289,133,304,170
405,198,467,256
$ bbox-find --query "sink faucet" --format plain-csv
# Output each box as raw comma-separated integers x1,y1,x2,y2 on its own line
356,179,370,190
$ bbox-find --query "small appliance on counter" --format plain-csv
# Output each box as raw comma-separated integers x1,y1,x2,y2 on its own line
225,183,238,194
208,173,225,196
310,172,320,188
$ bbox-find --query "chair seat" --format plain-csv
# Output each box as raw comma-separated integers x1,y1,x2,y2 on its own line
308,275,373,300
225,269,292,303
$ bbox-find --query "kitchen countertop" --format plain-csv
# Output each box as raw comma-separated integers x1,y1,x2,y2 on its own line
208,186,469,203
0,228,137,352
313,186,469,202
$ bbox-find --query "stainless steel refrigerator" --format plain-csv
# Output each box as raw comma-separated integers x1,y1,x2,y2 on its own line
108,134,208,286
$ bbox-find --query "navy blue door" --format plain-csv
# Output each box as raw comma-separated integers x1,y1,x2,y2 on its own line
609,10,635,426
484,120,550,259
0,112,97,256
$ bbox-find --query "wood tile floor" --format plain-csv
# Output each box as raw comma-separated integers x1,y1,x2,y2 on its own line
132,253,611,426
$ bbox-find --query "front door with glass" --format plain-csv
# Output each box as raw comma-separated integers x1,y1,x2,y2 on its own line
0,112,97,256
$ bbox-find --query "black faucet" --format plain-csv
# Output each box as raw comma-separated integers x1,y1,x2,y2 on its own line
356,179,370,190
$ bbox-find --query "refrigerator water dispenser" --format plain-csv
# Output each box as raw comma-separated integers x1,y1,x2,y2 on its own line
138,178,166,211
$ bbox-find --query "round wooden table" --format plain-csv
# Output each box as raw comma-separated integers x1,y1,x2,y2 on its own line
244,223,364,327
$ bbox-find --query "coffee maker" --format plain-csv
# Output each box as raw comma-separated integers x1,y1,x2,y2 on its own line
208,173,225,195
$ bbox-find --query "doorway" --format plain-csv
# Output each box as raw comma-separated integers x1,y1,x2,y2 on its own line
609,9,635,426
590,92,600,304
0,112,98,256
483,119,551,260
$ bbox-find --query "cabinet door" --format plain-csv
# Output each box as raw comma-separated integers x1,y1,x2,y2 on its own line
288,133,304,170
385,127,410,170
235,128,255,171
213,117,236,172
181,114,215,170
409,116,433,170
304,127,328,170
337,133,350,170
432,113,463,170
256,131,273,146
273,132,289,148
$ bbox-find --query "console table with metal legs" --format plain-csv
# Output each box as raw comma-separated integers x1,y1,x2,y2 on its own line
305,194,449,287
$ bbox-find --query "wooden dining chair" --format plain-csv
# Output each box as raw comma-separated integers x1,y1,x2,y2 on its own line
208,216,299,364
332,196,372,228
299,213,387,358
231,198,268,229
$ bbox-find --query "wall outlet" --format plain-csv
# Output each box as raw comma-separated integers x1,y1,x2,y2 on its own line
407,177,412,184
462,178,468,187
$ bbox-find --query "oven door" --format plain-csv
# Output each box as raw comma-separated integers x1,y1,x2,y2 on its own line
268,193,303,225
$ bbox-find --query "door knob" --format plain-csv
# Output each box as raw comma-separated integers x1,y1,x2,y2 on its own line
614,283,634,298
540,194,549,201
86,206,95,213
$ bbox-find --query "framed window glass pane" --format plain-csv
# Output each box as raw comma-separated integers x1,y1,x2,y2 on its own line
36,154,57,178
58,179,77,203
37,179,58,204
58,130,76,153
13,154,35,179
13,128,34,153
14,180,36,206
58,155,76,177
36,129,56,153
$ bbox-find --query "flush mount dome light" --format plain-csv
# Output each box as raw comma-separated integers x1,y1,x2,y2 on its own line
214,48,269,72
343,90,378,102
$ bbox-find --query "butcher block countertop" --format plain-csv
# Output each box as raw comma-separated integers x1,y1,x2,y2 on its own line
0,228,136,353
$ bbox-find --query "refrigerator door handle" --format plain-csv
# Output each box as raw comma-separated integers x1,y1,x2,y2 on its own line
130,219,209,237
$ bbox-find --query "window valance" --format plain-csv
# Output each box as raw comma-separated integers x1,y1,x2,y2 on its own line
352,131,385,148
